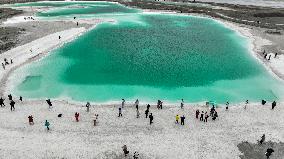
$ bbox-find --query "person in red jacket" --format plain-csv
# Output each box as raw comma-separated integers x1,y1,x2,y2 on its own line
75,112,79,122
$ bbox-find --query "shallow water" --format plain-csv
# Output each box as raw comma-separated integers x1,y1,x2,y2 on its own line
10,1,284,104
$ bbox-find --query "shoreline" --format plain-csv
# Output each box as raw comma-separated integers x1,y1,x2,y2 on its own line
0,2,283,105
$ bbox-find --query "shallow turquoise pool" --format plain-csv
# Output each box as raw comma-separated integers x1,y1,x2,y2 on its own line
10,1,284,104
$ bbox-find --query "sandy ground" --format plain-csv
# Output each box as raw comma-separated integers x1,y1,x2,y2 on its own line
0,1,283,159
0,99,283,159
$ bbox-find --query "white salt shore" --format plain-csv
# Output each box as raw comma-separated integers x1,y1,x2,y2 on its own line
0,99,283,158
0,5,284,159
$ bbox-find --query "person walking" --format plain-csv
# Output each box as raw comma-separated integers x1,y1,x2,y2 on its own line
122,145,129,157
118,107,122,117
2,63,5,70
45,120,50,130
147,104,150,110
259,134,265,144
135,99,139,110
136,109,140,118
8,94,12,100
244,100,248,109
181,99,184,109
86,102,90,112
10,100,15,111
176,115,180,124
19,96,23,102
210,106,215,117
133,151,139,159
75,112,80,122
272,101,276,109
204,112,209,122
46,99,52,109
200,111,204,121
145,109,149,118
181,115,185,125
196,109,200,119
0,97,5,107
212,111,218,121
28,115,34,125
265,148,274,159
226,102,229,110
149,113,153,125
122,99,125,108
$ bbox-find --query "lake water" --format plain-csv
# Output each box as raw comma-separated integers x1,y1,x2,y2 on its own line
10,1,284,104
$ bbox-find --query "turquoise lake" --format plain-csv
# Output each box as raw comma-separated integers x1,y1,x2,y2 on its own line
10,1,284,104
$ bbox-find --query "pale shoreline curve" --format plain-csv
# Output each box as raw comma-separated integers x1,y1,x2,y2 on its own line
1,4,283,105
0,27,87,96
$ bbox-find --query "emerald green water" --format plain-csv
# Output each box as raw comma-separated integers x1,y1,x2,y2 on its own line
10,2,284,103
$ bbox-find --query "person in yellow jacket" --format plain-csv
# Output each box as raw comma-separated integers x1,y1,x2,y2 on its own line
176,115,180,124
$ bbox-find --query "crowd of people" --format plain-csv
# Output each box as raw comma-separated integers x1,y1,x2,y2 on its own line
1,58,13,70
0,94,280,158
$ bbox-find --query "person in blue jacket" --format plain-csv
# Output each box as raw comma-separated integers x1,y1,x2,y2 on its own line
45,120,50,130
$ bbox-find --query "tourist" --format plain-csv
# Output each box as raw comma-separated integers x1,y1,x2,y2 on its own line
265,148,274,159
86,102,90,112
10,100,15,111
75,112,79,122
212,111,218,121
8,94,12,100
59,36,61,40
226,102,229,110
118,107,122,117
244,100,248,109
264,53,267,59
45,120,50,130
262,100,266,105
122,145,129,157
259,134,265,144
176,115,180,124
76,22,79,26
46,99,52,108
28,115,34,125
93,114,98,126
181,99,184,109
160,101,163,109
149,113,153,125
135,99,139,110
272,101,276,109
136,109,140,118
157,100,161,109
204,112,209,122
0,97,5,107
196,109,200,119
181,115,185,125
133,151,139,159
4,58,9,65
200,111,204,121
19,96,23,102
2,63,5,70
210,106,215,117
147,104,150,110
122,99,125,108
268,55,271,60
145,109,149,118
275,53,278,58
10,59,13,64
74,16,76,20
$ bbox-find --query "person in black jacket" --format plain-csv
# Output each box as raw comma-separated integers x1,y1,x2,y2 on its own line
149,113,153,125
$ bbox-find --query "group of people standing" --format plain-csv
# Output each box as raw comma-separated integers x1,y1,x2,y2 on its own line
2,58,13,70
0,94,21,111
